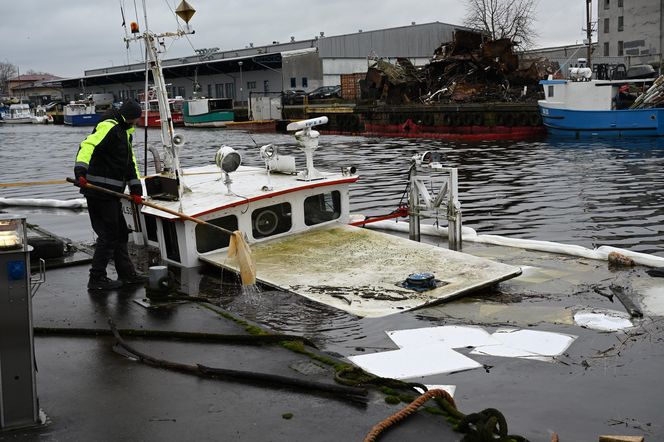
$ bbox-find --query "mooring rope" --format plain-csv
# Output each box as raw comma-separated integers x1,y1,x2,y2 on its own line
364,389,457,442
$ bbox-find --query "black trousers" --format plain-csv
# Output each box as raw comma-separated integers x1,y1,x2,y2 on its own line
86,197,136,279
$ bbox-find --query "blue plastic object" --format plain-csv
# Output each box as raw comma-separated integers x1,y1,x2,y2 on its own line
7,260,26,281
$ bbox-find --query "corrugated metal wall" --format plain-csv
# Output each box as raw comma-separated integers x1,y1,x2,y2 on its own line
317,22,465,59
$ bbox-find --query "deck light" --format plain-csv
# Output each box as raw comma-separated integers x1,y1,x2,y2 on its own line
130,22,140,34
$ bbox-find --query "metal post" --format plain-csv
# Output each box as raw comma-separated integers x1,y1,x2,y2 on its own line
238,61,244,105
586,0,592,65
408,168,421,242
447,168,462,251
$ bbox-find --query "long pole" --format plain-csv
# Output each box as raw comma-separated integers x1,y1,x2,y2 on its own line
143,44,149,177
586,0,592,65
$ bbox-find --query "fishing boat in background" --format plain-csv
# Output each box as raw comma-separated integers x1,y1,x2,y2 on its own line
32,105,53,124
0,103,34,124
183,97,234,127
138,95,184,127
63,101,99,126
538,62,662,137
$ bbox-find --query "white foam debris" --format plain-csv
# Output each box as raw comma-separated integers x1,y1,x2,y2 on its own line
350,325,578,380
0,197,87,209
387,325,499,349
348,345,482,380
470,328,577,361
573,310,633,331
363,220,664,268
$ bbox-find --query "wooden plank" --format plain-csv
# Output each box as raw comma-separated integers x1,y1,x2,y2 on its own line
200,224,521,317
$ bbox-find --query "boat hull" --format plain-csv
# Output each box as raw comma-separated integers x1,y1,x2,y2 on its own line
137,111,184,127
183,111,234,128
64,114,100,126
0,117,34,124
539,106,664,137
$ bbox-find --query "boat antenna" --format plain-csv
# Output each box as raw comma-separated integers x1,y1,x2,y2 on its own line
126,0,196,201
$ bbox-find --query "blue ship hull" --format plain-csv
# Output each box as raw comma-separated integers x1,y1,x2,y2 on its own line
64,113,100,126
539,106,664,137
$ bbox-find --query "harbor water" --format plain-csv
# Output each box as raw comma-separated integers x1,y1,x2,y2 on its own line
2,124,664,255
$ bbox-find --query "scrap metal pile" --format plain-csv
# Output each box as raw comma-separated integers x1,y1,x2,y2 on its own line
630,75,664,108
362,30,559,105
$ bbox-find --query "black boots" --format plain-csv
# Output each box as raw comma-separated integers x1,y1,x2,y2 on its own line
88,276,123,291
120,272,149,285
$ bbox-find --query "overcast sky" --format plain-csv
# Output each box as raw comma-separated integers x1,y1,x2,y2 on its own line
4,0,595,78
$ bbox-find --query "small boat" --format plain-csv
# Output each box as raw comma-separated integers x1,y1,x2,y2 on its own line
0,103,34,124
32,105,53,124
138,96,184,127
538,66,662,137
183,97,234,127
63,101,100,126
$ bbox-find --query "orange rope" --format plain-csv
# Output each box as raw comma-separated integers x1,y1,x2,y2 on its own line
364,389,457,442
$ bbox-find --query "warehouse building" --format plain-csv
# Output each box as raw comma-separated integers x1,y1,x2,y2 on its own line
58,21,473,106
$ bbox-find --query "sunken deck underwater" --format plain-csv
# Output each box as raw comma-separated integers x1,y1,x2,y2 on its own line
200,224,522,317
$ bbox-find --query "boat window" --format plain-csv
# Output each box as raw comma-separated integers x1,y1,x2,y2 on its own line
548,85,554,98
304,191,341,226
208,98,233,111
144,214,158,242
196,214,238,253
162,220,180,263
251,203,292,239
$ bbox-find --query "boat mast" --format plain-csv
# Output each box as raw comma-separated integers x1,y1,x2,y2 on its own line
126,1,196,198
586,0,592,66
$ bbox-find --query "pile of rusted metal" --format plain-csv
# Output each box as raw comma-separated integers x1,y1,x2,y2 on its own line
362,30,559,105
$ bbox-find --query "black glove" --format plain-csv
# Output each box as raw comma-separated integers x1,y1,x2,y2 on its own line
74,166,87,181
129,184,143,197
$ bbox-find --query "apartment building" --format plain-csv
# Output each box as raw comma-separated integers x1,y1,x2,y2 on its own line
597,0,663,67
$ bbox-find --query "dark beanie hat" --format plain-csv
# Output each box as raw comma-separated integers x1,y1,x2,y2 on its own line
120,99,142,120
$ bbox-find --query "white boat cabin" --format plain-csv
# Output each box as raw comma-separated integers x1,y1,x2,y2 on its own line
539,78,653,111
125,117,358,268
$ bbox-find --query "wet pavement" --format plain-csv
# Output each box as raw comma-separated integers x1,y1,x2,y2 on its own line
1,210,663,441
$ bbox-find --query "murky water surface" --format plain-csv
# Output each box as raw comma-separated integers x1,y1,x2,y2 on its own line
3,124,664,254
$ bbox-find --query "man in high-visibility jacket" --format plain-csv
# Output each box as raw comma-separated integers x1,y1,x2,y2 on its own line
74,99,148,291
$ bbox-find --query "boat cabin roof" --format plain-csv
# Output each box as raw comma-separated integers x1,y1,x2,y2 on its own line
540,78,654,86
141,164,358,219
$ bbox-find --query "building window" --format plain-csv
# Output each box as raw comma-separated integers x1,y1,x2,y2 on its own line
263,80,270,92
177,86,185,98
290,77,296,88
618,41,624,56
207,84,212,98
224,82,235,99
618,0,623,6
548,85,554,97
604,0,609,9
604,42,610,56
247,81,256,90
302,77,308,88
215,84,223,98
604,18,610,33
618,16,623,31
